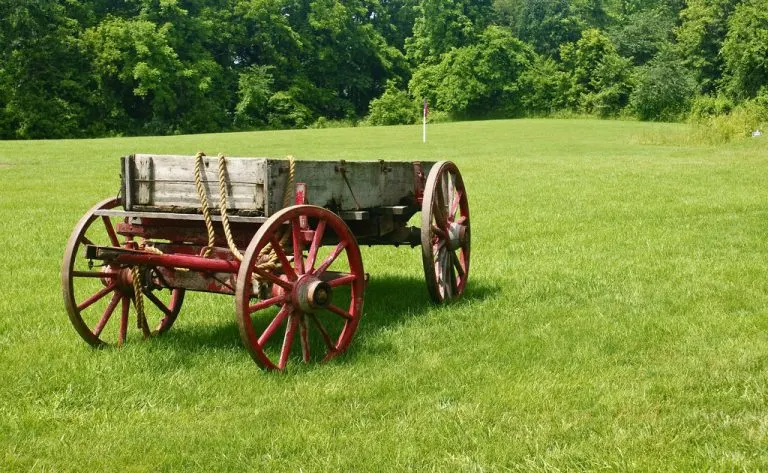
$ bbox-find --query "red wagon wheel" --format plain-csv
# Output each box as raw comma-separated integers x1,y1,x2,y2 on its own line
235,205,366,371
61,198,184,347
421,161,471,303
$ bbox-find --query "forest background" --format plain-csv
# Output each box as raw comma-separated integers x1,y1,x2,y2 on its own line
1,0,766,139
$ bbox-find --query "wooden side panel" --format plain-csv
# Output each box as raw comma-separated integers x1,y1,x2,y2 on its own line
122,154,434,216
266,160,434,213
126,154,267,214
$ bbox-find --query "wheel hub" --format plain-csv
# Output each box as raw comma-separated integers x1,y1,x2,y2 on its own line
446,222,467,251
293,276,332,313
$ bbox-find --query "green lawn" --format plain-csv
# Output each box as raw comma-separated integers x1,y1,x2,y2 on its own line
1,119,766,471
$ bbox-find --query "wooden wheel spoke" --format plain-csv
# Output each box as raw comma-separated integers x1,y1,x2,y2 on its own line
291,218,304,276
257,304,292,347
77,283,118,312
270,236,297,280
305,219,327,273
326,303,353,320
447,252,458,294
118,296,129,346
452,250,466,279
432,224,448,240
102,216,120,247
80,235,95,247
433,245,445,265
442,251,453,298
315,241,348,276
72,270,117,279
253,266,292,290
279,313,299,370
328,273,357,288
449,188,463,220
433,198,448,228
248,294,285,314
93,292,121,337
299,316,310,363
143,290,174,317
309,314,336,352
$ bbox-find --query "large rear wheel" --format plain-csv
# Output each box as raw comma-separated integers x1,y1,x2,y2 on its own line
235,205,366,371
421,161,471,303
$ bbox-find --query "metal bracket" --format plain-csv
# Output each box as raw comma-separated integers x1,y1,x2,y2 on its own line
335,160,362,210
295,182,309,230
412,161,426,205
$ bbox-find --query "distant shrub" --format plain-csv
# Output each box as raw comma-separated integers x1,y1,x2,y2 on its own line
518,56,569,115
630,52,697,122
690,97,768,144
689,94,735,121
267,91,312,129
426,110,452,123
366,81,418,126
310,117,358,129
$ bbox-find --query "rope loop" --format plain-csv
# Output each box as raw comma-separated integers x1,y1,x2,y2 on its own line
193,151,216,257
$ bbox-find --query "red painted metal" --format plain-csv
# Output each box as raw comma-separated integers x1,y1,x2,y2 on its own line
295,182,309,230
295,182,307,205
104,251,240,274
235,205,365,371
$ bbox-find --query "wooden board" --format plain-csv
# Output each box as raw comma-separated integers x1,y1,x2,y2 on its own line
122,155,433,217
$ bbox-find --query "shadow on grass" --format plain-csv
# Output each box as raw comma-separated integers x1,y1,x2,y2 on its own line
149,275,499,371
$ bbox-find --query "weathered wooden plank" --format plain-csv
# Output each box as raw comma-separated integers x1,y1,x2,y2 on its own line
94,209,268,224
379,205,409,215
127,155,267,213
267,160,434,214
123,154,434,216
339,210,370,221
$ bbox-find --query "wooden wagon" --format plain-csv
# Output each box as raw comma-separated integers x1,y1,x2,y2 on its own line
61,153,470,370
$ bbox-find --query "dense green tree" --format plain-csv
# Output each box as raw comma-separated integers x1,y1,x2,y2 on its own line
560,28,632,116
609,6,676,65
517,56,569,114
409,26,535,117
721,0,768,100
406,0,494,64
676,0,738,94
630,49,696,121
366,80,418,125
0,0,92,138
496,0,581,58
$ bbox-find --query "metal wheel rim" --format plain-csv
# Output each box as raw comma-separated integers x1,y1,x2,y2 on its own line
61,198,184,346
421,161,471,303
235,205,366,371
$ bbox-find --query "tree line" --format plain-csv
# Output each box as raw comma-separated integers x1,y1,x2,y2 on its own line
1,0,766,139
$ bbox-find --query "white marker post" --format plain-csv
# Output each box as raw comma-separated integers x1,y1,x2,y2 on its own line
422,100,428,143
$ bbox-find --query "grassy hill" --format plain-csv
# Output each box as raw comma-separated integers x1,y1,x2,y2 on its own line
1,119,766,471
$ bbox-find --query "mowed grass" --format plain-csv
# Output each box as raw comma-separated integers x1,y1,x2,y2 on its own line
0,119,766,471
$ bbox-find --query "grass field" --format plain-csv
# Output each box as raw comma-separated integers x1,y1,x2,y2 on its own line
1,119,766,471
